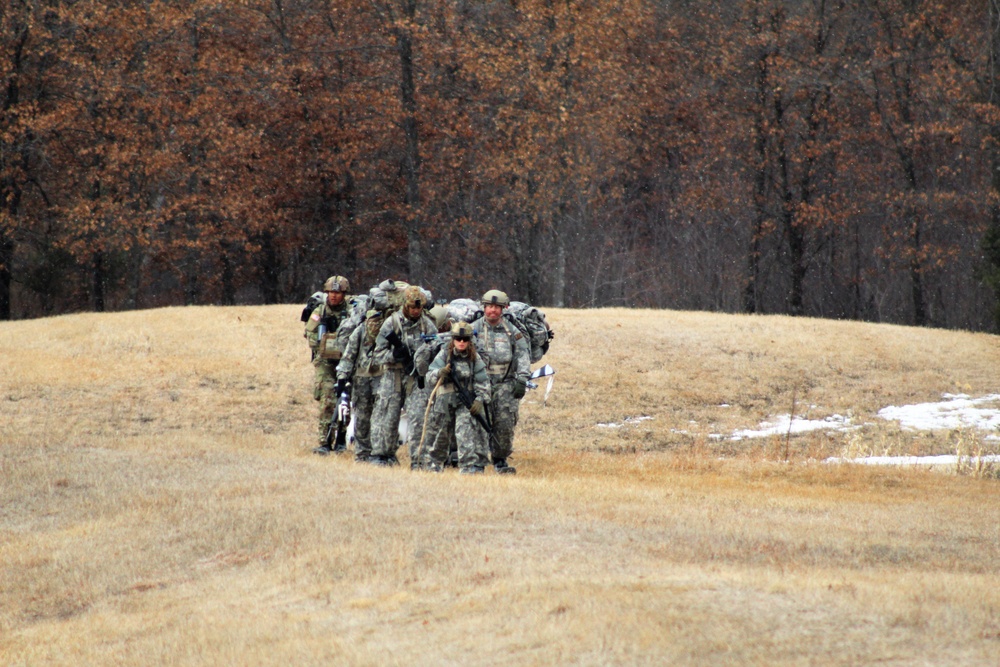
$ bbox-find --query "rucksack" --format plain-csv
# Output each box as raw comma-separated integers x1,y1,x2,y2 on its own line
506,301,553,363
300,291,326,322
334,293,372,350
379,279,411,313
447,298,483,324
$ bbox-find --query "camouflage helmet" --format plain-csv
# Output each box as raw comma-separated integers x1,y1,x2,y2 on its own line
323,275,350,293
481,289,509,307
403,285,426,309
451,321,474,339
428,304,451,331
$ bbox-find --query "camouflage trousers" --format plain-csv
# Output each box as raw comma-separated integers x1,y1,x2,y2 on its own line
486,380,521,462
420,391,488,470
349,374,381,461
371,370,430,463
313,359,346,447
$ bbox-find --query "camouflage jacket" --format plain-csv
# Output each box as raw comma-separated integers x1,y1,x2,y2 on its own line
373,310,437,374
471,315,530,385
426,347,490,404
304,301,350,354
336,316,384,381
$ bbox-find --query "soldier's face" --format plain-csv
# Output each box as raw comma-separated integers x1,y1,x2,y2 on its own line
453,337,470,352
403,303,422,320
326,291,345,307
484,303,503,324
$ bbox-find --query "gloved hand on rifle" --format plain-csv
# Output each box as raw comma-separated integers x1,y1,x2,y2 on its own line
469,398,484,417
511,377,527,399
336,378,350,396
439,363,451,379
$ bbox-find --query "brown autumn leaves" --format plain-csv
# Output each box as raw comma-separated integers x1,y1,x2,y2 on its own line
1,1,996,331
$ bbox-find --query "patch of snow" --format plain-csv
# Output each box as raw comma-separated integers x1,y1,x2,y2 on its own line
597,415,654,429
825,454,1000,467
729,414,854,441
877,393,1000,433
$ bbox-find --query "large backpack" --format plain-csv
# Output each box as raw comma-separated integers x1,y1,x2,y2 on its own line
447,298,483,324
505,301,553,363
300,291,326,322
334,293,372,350
379,279,411,313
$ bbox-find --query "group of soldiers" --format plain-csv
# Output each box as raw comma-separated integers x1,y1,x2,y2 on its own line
304,276,534,475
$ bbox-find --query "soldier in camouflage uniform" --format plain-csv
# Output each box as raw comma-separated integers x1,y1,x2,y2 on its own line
421,321,491,474
471,289,530,474
304,275,352,455
369,286,437,467
419,303,460,467
336,304,387,462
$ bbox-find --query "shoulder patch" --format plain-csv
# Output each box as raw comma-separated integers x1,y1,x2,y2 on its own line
514,332,523,340
310,312,321,322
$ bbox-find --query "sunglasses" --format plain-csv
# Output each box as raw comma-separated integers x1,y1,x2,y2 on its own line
453,336,471,342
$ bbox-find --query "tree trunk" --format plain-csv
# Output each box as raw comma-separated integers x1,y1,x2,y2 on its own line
984,0,1000,330
258,230,281,305
0,235,13,320
93,251,106,312
396,0,423,283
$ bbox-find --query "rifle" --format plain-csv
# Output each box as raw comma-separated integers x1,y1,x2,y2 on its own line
451,371,497,447
385,330,425,389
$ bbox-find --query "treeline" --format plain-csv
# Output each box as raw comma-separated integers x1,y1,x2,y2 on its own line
3,0,1000,330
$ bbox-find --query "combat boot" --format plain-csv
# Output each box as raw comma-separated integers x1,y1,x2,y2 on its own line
313,445,333,456
333,428,347,452
493,459,516,475
459,466,485,475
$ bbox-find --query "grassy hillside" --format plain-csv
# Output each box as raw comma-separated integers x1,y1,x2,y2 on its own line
2,306,999,666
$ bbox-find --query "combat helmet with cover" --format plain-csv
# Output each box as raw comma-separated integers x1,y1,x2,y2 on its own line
428,303,451,332
451,320,474,339
299,275,349,322
403,285,427,312
481,289,510,307
323,275,351,293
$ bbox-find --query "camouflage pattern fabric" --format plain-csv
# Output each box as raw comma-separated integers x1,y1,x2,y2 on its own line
305,301,350,447
422,346,491,470
370,309,437,463
347,374,379,461
313,361,340,447
337,317,384,461
471,315,530,463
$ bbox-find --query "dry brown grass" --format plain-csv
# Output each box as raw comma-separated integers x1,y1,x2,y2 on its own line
2,305,998,666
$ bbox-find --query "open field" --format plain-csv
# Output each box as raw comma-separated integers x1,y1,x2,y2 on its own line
2,305,999,665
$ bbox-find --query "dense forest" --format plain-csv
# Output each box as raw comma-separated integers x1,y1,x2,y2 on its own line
3,0,1000,330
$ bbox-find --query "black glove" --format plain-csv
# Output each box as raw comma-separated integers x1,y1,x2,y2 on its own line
511,378,527,399
336,378,349,396
469,398,484,416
